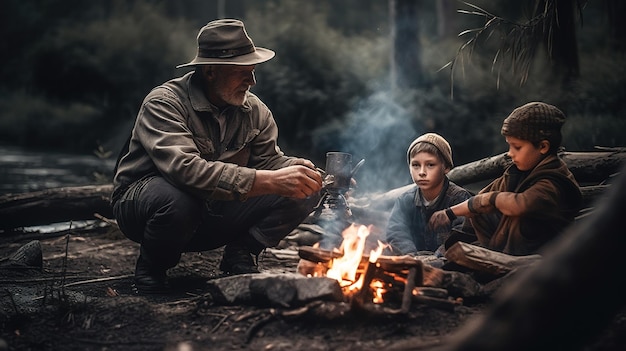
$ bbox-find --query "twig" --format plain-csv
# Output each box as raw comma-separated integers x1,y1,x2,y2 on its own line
245,311,277,344
233,310,262,322
62,274,133,288
0,275,93,284
93,213,118,228
211,314,231,333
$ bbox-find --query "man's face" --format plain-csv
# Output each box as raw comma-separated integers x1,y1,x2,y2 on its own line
207,65,256,107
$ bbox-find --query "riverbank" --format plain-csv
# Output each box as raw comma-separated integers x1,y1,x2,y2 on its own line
0,145,115,195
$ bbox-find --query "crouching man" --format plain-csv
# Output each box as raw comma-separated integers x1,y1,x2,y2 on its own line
111,19,322,294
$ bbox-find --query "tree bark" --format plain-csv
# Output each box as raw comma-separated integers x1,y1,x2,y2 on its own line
447,150,626,186
444,242,542,276
0,184,113,230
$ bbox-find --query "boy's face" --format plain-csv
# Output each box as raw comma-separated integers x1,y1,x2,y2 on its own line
505,136,549,171
409,151,448,196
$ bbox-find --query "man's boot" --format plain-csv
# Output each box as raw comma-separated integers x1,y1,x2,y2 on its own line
134,255,171,294
219,237,264,275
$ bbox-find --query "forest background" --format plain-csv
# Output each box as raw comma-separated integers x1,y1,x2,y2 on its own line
0,0,624,193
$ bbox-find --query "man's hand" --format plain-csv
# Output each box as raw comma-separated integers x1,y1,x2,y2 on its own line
428,210,450,231
272,165,323,198
251,164,323,199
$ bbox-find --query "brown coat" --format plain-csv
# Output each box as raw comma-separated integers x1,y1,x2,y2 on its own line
471,154,582,255
113,71,297,203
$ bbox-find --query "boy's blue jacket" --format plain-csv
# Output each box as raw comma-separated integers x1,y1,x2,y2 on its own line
385,177,471,255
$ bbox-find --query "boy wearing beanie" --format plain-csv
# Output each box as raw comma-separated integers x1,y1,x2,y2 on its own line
429,102,582,255
385,133,472,258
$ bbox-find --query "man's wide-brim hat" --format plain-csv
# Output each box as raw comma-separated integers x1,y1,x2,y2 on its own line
176,19,275,68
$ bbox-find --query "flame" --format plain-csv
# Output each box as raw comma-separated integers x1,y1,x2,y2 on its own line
370,279,386,304
324,224,389,302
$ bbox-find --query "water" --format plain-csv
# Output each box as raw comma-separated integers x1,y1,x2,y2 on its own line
0,145,116,195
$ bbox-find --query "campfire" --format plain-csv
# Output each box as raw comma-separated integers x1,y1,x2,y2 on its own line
297,223,427,314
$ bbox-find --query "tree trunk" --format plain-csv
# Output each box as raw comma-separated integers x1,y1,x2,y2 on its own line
540,0,580,85
606,0,626,52
389,0,422,91
436,0,456,38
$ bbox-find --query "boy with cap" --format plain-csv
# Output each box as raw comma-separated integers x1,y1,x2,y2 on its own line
429,102,582,255
385,133,472,258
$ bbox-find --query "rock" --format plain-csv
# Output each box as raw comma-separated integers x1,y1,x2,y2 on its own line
1,240,43,270
205,272,344,308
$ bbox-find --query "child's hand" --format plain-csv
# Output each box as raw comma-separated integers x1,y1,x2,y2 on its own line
428,210,450,230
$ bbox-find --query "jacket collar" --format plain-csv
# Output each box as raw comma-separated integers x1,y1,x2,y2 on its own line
414,177,450,208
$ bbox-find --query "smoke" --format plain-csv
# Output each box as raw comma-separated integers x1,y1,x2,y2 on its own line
312,91,423,195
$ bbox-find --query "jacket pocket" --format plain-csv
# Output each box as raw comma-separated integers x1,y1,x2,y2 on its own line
193,136,216,160
222,129,260,166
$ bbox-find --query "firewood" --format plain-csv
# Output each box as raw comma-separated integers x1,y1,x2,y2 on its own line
444,242,541,275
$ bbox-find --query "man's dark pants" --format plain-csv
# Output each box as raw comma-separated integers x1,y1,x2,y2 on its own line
112,176,319,270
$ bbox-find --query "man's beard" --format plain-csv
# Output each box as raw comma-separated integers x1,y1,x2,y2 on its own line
215,84,248,106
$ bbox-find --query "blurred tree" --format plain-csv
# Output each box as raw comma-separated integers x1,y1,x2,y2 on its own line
0,0,195,152
245,1,388,161
389,0,423,90
605,0,626,52
0,0,623,182
436,0,458,38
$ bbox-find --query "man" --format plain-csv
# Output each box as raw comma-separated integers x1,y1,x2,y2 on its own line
111,19,323,294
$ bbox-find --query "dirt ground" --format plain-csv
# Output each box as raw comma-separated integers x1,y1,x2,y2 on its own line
1,223,625,351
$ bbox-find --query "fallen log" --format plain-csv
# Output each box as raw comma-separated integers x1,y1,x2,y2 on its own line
0,149,621,230
444,242,542,276
447,149,626,186
0,184,113,230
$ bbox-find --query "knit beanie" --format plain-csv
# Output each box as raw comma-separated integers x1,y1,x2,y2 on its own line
406,133,453,168
501,102,566,144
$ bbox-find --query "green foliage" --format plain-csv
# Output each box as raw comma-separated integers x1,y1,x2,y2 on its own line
0,92,103,150
245,1,389,160
0,0,195,151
